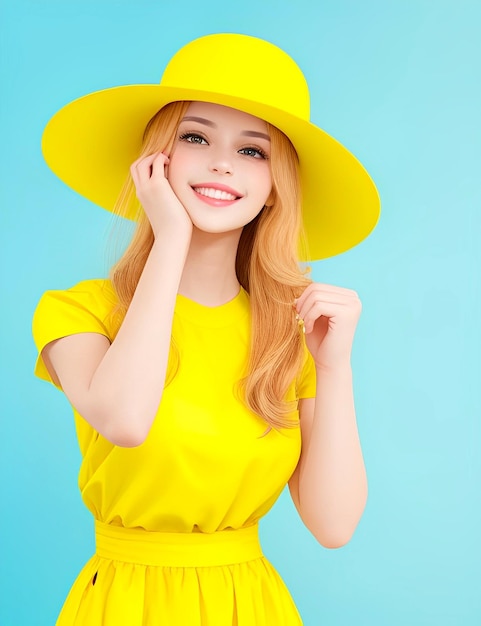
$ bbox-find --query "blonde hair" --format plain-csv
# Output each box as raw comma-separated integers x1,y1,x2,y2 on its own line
110,102,311,430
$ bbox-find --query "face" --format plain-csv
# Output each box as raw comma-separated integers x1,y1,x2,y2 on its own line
167,102,273,234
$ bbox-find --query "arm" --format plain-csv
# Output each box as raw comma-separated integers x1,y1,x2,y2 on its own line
42,152,192,447
288,283,368,548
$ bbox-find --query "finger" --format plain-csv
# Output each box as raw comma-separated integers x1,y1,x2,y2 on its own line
298,298,361,335
131,153,158,172
151,151,169,168
151,152,170,180
299,289,359,309
297,291,360,321
301,302,340,333
297,304,339,332
132,152,169,182
301,282,358,297
295,283,358,309
130,153,158,186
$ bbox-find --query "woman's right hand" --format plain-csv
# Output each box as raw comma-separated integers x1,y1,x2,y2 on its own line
44,153,193,448
130,151,192,239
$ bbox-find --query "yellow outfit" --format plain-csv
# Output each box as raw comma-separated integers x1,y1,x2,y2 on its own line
33,279,316,625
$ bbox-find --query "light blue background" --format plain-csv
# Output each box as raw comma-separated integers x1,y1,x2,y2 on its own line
1,1,480,624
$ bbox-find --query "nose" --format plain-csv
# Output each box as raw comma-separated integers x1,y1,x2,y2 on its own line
209,151,234,175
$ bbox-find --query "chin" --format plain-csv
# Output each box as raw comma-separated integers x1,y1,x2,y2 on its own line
189,215,246,235
192,223,243,236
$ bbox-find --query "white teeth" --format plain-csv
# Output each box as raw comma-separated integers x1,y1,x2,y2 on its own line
194,187,238,201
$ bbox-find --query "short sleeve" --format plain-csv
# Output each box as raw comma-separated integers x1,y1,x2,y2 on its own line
297,344,317,399
32,279,118,385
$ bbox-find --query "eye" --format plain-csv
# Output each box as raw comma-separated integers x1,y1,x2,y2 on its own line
179,132,208,145
238,146,268,160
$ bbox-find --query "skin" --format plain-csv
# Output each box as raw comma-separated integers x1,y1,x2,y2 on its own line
42,102,367,548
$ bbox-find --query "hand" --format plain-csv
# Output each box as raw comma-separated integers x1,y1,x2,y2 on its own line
295,282,362,370
130,152,192,239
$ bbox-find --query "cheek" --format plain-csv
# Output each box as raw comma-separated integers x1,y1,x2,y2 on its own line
166,151,190,195
258,168,273,202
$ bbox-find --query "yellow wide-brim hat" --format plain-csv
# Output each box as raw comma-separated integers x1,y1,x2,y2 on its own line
42,33,380,261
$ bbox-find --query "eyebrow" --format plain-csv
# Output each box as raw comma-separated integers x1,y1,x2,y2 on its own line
181,116,270,142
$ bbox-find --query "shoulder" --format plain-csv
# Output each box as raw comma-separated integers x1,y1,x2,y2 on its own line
33,278,119,346
32,278,119,384
40,277,116,303
35,278,117,319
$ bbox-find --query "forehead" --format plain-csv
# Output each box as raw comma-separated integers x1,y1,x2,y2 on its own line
184,101,268,132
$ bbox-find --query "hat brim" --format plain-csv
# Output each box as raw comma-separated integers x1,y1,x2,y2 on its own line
42,84,380,261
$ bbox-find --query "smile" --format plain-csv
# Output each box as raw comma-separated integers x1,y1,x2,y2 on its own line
194,187,237,201
192,183,243,202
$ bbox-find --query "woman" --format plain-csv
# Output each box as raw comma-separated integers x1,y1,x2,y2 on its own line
33,33,380,625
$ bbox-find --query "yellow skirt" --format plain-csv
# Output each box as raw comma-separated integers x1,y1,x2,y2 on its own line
56,521,303,625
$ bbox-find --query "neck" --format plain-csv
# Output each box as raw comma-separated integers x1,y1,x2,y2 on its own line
178,227,243,306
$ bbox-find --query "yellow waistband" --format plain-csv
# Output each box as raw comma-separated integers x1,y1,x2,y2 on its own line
95,520,263,567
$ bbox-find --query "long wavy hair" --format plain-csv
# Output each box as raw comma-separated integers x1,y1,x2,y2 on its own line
110,101,311,430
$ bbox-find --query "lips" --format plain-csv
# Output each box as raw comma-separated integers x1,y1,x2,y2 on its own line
194,187,237,201
192,183,243,201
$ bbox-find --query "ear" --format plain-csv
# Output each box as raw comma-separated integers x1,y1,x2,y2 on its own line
265,188,276,208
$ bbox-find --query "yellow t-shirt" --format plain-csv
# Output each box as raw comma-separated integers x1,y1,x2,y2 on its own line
33,279,316,533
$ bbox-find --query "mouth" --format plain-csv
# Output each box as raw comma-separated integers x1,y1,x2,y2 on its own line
191,183,243,202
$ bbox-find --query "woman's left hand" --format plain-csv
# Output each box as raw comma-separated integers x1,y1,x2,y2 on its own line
295,282,362,369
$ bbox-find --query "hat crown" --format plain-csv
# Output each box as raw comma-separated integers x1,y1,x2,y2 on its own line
160,34,311,121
